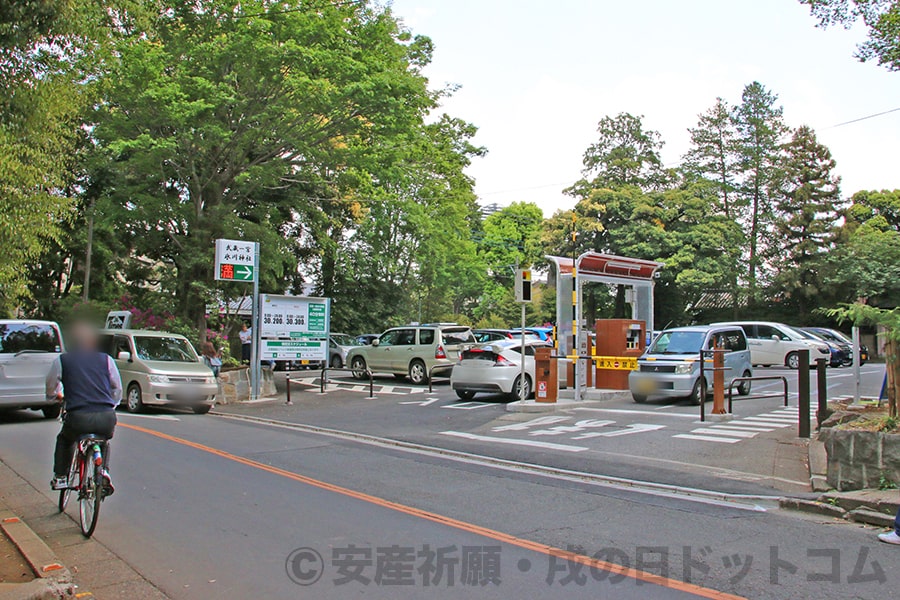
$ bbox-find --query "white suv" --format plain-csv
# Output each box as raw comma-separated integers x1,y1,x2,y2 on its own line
713,321,830,369
0,320,65,418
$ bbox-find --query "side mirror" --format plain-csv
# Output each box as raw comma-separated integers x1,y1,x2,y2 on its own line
371,339,380,347
117,351,131,362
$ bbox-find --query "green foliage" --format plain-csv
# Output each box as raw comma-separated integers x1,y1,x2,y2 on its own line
800,0,900,71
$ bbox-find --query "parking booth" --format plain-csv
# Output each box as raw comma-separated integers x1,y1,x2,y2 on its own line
534,346,558,403
594,319,645,390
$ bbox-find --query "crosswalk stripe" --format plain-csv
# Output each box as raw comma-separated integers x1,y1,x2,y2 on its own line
710,424,776,432
692,428,758,438
742,418,792,427
673,434,742,444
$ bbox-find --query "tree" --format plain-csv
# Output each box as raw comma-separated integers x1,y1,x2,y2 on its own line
683,98,738,219
732,82,788,301
772,126,842,319
800,0,900,71
92,0,443,337
567,113,669,197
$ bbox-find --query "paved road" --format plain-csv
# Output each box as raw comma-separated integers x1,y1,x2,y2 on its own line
0,363,891,599
230,364,886,495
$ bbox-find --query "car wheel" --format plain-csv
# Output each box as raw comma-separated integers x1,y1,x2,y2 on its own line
193,405,211,415
41,404,62,419
689,378,706,405
330,355,342,369
786,352,800,370
408,359,427,385
737,371,752,396
125,383,144,413
350,357,368,380
632,394,647,404
509,375,532,401
456,390,476,401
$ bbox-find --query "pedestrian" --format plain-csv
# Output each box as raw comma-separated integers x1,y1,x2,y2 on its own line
201,341,222,378
239,322,252,364
878,507,900,545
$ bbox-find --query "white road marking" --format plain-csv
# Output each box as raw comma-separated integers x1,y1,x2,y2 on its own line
673,434,741,444
573,423,666,438
692,428,758,438
572,407,697,419
708,424,776,433
118,413,180,421
741,417,792,428
440,431,589,452
492,416,568,432
399,398,440,406
529,419,615,437
441,401,494,410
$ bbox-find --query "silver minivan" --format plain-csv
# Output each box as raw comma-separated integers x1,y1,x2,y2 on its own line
0,320,65,418
713,321,831,369
628,326,753,404
99,329,218,414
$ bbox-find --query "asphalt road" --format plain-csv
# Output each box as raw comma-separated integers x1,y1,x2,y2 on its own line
0,362,895,600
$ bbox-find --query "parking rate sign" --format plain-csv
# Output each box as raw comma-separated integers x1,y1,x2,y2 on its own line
215,239,257,282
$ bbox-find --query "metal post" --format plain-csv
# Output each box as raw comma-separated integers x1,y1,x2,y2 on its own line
699,350,706,422
572,261,580,402
250,242,261,400
712,348,726,415
816,358,827,427
82,200,94,302
798,349,810,438
852,326,862,405
520,303,527,403
286,376,292,406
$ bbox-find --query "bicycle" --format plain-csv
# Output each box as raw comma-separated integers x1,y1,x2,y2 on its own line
58,434,110,538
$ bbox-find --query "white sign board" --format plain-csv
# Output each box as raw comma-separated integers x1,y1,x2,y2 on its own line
105,311,132,330
215,239,257,282
260,295,330,361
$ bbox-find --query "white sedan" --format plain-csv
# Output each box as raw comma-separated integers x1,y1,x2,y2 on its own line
450,339,549,401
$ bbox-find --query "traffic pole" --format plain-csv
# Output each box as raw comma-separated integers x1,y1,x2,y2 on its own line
250,241,261,400
798,349,810,438
520,303,527,403
816,358,827,427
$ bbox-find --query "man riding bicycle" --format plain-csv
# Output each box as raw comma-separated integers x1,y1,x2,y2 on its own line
46,322,121,494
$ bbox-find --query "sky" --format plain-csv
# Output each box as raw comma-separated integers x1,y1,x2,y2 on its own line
389,0,900,216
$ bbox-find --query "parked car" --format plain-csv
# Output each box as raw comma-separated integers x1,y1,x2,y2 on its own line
0,320,65,418
473,329,542,344
98,329,218,414
346,325,475,385
510,327,554,341
712,321,830,369
794,328,845,367
628,325,753,404
355,334,379,346
328,333,359,368
451,339,551,401
804,327,868,366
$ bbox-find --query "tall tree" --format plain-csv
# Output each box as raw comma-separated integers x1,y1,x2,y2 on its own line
800,0,900,71
772,126,842,319
683,98,738,219
732,82,788,301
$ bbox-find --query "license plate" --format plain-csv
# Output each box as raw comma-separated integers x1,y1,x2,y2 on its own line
637,379,656,393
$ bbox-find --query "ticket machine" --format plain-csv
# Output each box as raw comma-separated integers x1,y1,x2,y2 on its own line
594,319,646,389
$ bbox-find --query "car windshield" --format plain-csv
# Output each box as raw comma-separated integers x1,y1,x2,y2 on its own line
0,324,62,354
817,329,850,344
133,336,198,362
647,331,706,355
787,326,819,341
332,334,356,347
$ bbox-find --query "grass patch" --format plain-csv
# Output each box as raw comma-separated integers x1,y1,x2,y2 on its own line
836,415,899,433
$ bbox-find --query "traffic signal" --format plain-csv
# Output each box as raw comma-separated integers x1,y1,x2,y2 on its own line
515,269,532,303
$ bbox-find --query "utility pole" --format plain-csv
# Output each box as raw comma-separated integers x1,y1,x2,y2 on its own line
82,200,95,302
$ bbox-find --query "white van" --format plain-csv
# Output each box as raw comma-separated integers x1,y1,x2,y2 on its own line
0,320,65,418
713,321,830,369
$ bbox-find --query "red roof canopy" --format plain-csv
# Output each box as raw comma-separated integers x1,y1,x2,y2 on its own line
548,253,663,282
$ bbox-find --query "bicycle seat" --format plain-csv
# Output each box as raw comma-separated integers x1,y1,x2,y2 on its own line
78,434,107,442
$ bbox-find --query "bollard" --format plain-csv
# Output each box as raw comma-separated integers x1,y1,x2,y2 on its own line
712,348,726,415
798,349,810,438
286,376,292,405
816,358,827,427
699,350,706,422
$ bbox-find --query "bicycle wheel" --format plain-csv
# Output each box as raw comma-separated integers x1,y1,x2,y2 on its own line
79,461,102,538
58,452,80,513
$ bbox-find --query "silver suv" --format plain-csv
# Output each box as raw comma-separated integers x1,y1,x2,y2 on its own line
0,320,65,418
347,325,475,384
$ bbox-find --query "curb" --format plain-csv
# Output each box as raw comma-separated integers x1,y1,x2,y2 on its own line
0,511,73,600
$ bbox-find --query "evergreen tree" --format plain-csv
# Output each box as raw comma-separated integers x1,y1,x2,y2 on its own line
683,98,737,219
773,126,842,319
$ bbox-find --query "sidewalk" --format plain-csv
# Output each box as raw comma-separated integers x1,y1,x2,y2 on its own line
0,460,168,600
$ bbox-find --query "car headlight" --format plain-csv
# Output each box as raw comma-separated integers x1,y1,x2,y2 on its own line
148,374,170,383
674,363,695,374
818,346,830,354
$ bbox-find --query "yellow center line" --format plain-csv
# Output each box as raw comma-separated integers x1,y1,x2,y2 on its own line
118,422,744,600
